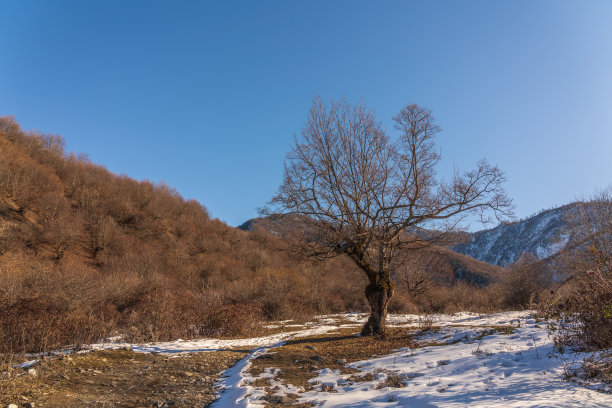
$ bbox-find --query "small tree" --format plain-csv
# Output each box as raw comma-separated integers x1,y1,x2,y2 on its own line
265,97,512,335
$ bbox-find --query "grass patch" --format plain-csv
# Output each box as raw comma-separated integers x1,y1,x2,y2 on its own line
248,327,417,393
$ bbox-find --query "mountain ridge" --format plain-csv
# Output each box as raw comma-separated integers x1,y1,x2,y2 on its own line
241,202,583,269
451,204,582,266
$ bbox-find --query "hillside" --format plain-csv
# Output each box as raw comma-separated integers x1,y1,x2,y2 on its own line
452,205,578,266
0,117,371,353
0,117,515,354
240,216,505,288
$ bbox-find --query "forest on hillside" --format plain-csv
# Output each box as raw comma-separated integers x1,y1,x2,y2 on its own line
0,117,548,354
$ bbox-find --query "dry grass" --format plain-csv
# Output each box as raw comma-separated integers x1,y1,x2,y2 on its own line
248,327,417,392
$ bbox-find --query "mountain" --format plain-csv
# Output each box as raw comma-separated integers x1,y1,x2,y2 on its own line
242,203,585,273
452,204,578,266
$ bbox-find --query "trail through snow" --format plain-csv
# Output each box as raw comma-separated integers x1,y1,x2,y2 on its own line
87,311,611,407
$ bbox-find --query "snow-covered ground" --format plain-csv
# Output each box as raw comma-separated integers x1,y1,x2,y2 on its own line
87,311,610,407
213,311,611,407
88,323,343,354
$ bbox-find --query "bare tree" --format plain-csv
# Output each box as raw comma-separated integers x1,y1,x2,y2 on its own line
265,97,512,335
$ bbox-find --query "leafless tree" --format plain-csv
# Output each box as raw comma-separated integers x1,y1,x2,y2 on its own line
265,97,512,335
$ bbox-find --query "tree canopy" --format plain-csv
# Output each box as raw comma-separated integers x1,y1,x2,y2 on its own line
266,97,513,335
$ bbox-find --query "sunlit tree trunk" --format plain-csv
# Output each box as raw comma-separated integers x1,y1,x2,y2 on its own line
361,278,394,336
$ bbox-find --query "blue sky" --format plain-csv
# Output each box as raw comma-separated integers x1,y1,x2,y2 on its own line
1,1,611,228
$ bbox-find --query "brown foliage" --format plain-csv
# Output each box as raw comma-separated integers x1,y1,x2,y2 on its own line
544,194,612,384
0,117,369,352
502,254,551,309
0,116,513,354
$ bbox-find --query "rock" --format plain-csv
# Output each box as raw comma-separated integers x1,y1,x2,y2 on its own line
184,371,194,377
310,355,325,362
337,359,347,364
23,403,35,408
27,368,37,377
305,345,316,350
6,404,19,408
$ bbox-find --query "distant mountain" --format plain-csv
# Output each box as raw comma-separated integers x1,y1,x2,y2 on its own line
242,204,585,270
452,204,579,266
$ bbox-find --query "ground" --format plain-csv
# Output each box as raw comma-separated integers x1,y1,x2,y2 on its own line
2,311,611,407
1,349,246,407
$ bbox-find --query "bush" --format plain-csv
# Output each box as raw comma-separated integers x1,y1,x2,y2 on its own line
502,254,550,309
545,194,612,385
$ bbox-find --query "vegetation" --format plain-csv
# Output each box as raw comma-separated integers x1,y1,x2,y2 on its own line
544,193,612,384
0,116,369,354
502,254,552,309
0,115,550,356
264,98,512,335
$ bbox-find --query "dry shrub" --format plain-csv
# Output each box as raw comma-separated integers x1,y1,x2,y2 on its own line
544,194,612,385
195,302,261,338
502,254,551,309
546,253,612,385
410,283,502,314
0,116,510,354
387,291,420,314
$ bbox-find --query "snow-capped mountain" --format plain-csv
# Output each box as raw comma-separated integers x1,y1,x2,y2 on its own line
452,204,578,266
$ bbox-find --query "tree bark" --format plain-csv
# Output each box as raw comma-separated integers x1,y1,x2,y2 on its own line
361,283,393,336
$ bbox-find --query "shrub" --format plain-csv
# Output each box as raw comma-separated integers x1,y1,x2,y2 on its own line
502,254,550,309
545,194,612,385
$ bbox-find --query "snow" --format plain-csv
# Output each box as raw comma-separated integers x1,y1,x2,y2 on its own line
88,323,343,354
27,311,610,406
219,311,611,407
453,205,573,266
294,322,607,407
14,359,38,369
209,344,284,408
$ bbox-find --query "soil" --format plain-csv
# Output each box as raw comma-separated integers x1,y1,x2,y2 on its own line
246,327,418,406
1,349,247,408
1,327,419,408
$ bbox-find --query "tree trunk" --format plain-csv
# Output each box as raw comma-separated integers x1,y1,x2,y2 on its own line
361,283,393,336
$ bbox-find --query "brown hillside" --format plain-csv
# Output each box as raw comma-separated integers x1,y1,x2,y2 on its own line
241,216,505,287
0,117,508,353
0,117,370,353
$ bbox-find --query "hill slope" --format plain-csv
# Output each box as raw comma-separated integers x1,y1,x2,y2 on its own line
0,117,368,352
452,205,578,266
239,216,505,288
0,117,513,353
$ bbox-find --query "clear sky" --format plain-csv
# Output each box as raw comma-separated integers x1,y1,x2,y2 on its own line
1,1,611,228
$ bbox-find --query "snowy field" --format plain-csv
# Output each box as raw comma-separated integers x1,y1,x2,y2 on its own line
87,311,611,407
